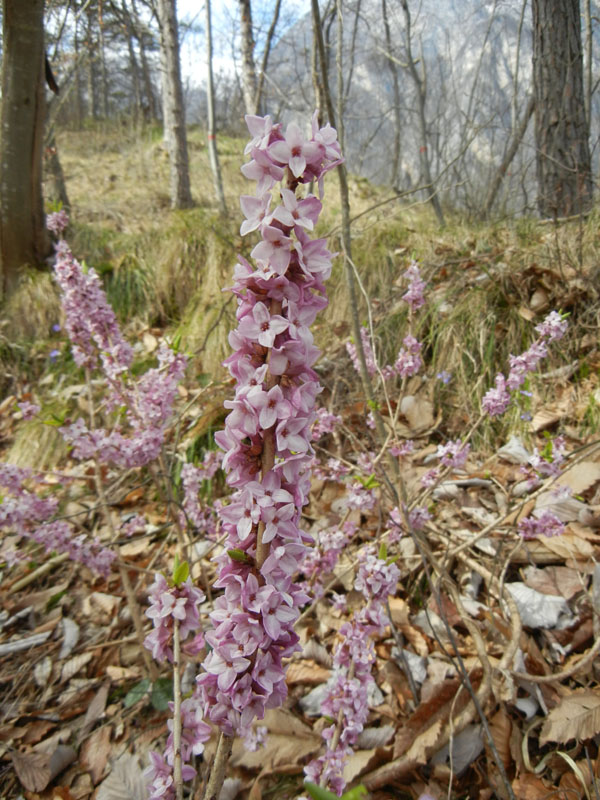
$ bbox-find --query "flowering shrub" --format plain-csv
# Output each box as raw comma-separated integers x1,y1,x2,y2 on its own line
195,113,342,737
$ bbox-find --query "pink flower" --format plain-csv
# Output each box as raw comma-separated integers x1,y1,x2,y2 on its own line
237,301,289,347
268,122,323,178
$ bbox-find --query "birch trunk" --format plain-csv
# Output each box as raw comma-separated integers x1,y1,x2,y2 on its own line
238,0,258,116
157,0,193,209
205,0,228,216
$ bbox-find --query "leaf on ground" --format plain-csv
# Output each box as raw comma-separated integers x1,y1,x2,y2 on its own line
79,681,110,742
511,773,551,800
539,530,594,562
488,708,512,771
431,724,483,774
95,752,146,800
286,659,331,685
556,461,600,495
506,582,572,629
400,395,435,433
11,744,76,792
59,617,80,659
34,655,53,688
540,691,600,744
60,652,93,683
230,708,321,770
523,566,585,600
80,724,112,784
404,717,444,763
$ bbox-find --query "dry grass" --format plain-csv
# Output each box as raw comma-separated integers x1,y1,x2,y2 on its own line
19,123,595,449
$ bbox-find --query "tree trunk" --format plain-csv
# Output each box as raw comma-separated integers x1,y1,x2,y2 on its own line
130,0,159,122
381,0,401,188
45,131,71,213
205,0,228,216
238,0,257,116
254,0,281,116
532,0,592,217
0,0,48,298
157,0,193,208
97,4,109,119
399,0,445,226
482,95,535,218
86,5,100,119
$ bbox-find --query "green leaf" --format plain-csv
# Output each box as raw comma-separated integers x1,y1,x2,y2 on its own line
341,787,368,800
151,677,173,711
378,541,387,560
44,412,67,427
228,548,252,564
46,589,67,612
172,554,189,586
363,473,380,489
124,678,151,708
171,332,182,352
304,782,339,800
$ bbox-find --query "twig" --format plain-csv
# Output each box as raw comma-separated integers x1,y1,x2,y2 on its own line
172,618,183,800
203,732,233,800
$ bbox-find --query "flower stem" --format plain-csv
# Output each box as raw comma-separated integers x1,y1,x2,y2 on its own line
172,617,183,800
85,368,157,681
203,732,233,800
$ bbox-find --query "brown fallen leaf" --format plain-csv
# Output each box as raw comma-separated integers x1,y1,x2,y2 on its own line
487,707,512,772
540,691,600,744
523,565,586,599
511,772,550,800
80,724,112,784
286,659,331,686
11,744,76,792
230,708,321,770
539,530,594,562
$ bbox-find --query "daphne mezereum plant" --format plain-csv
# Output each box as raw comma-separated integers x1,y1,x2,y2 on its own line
0,209,186,576
168,113,341,794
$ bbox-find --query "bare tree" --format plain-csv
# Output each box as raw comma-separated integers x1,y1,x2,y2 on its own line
156,0,193,208
238,0,258,115
0,0,48,298
381,0,401,187
206,0,227,215
398,0,445,226
532,0,592,217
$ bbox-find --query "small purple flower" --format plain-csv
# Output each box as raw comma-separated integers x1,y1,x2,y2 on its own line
402,262,426,311
17,401,40,420
518,510,565,539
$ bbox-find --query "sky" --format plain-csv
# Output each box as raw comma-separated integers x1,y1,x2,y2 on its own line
175,0,310,87
177,0,245,85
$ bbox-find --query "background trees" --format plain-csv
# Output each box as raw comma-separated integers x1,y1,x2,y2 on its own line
532,0,593,217
0,0,47,299
0,0,598,295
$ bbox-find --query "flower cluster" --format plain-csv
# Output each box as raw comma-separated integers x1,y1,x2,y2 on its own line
482,311,568,417
305,546,399,793
49,218,187,469
420,437,470,487
144,573,206,663
179,452,224,534
145,695,211,800
144,574,210,800
402,261,427,311
312,407,342,440
347,264,427,388
195,113,342,737
518,509,565,540
300,521,357,599
0,464,115,577
346,327,377,376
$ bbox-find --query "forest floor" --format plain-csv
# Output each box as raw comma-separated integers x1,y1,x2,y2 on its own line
2,123,600,800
